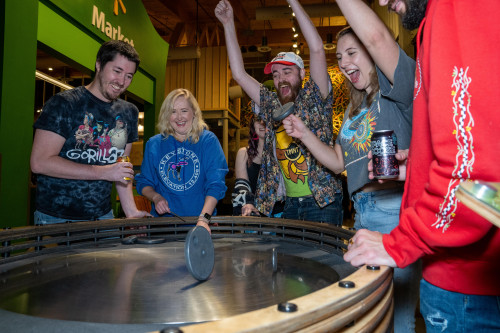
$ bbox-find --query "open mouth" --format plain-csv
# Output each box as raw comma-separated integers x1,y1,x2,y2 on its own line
346,69,360,84
280,85,291,96
176,121,187,127
110,83,122,93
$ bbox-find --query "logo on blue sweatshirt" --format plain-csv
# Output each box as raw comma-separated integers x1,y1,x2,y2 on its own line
158,147,200,191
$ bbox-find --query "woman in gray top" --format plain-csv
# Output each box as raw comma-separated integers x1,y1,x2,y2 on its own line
282,0,420,331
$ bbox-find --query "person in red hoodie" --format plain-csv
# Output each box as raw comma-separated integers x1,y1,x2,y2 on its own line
344,0,500,332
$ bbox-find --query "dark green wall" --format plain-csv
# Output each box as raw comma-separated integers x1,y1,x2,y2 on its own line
0,0,39,228
0,0,168,228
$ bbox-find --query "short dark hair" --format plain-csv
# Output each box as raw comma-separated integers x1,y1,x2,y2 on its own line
95,40,140,73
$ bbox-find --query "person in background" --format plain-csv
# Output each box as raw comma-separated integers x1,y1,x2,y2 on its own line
216,0,343,225
282,0,420,330
30,40,151,224
345,0,500,332
232,112,284,217
135,88,228,233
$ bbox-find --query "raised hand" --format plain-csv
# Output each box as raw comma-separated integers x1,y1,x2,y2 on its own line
215,0,233,25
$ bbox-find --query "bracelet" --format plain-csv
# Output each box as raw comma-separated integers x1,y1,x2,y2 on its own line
198,215,210,224
151,194,161,203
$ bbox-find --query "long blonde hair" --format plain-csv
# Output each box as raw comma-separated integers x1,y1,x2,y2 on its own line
157,88,208,143
336,27,379,119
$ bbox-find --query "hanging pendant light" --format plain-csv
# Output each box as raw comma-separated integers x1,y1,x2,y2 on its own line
258,36,271,53
324,33,336,50
258,20,271,53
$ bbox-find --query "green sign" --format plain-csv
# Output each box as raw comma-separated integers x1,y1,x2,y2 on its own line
39,0,169,103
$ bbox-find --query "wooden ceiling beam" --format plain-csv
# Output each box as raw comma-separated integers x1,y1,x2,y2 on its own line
209,24,220,47
234,26,345,47
229,0,250,30
186,25,197,47
199,25,210,47
169,23,185,47
255,4,342,20
157,0,192,23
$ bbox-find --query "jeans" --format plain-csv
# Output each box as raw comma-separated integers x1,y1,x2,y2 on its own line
34,210,115,225
420,279,500,333
282,193,343,226
353,187,421,333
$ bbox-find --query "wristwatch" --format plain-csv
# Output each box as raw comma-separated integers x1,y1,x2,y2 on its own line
199,213,211,224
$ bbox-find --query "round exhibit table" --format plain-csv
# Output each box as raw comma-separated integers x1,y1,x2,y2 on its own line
0,216,393,333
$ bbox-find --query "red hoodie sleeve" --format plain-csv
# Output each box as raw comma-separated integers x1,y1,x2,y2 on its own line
383,0,500,269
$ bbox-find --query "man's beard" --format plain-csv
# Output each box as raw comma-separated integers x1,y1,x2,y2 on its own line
276,80,301,105
400,0,428,30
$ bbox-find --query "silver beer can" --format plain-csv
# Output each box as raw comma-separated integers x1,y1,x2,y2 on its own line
371,130,399,179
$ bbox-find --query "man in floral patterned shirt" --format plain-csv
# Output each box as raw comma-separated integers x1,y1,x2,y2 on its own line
216,0,343,224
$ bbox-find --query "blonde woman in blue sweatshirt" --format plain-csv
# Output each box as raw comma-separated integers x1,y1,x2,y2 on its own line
136,89,228,232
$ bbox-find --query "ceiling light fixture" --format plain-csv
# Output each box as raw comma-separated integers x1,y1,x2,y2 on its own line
258,36,271,53
35,70,73,91
258,20,272,53
324,11,336,51
324,33,336,50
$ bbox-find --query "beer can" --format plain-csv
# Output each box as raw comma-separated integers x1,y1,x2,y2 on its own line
117,155,132,181
371,130,399,179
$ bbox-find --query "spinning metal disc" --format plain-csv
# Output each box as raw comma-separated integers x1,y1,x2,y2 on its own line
0,217,358,331
184,226,214,281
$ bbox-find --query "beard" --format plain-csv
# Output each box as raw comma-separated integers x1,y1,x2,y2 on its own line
96,76,123,101
400,0,428,30
276,80,301,105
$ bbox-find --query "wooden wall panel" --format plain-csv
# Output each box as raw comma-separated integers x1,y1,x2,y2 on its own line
196,46,229,110
164,47,231,110
373,4,416,58
164,59,197,97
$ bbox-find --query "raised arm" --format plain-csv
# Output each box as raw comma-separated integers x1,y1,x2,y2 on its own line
215,0,261,104
283,114,344,173
288,0,329,97
336,0,399,83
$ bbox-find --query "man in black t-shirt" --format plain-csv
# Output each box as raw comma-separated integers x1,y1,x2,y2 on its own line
31,40,151,223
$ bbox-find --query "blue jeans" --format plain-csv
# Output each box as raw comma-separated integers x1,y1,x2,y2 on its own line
282,193,343,226
420,279,500,332
34,210,115,225
353,187,421,333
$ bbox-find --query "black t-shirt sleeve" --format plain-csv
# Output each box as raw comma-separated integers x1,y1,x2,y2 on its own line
34,93,74,139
